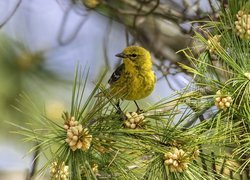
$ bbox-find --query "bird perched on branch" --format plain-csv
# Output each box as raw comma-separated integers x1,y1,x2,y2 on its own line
107,46,156,112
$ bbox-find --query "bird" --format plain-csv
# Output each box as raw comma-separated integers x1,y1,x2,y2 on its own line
107,46,156,112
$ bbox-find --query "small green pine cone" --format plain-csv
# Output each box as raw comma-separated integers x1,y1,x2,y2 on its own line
124,112,145,129
214,90,233,111
50,161,69,180
235,10,250,40
164,148,188,172
64,117,92,151
207,35,222,54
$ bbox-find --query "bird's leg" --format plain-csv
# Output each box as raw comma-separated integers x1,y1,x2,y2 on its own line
116,100,121,113
116,99,127,120
134,101,143,113
116,99,122,114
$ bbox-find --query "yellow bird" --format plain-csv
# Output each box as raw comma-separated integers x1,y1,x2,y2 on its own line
108,46,156,112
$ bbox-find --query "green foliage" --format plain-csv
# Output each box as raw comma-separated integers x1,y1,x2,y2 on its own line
13,64,236,179
180,0,250,177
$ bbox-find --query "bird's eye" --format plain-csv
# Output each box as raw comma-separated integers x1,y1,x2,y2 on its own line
131,53,137,57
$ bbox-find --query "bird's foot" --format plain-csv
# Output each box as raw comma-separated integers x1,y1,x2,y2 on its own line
136,108,144,114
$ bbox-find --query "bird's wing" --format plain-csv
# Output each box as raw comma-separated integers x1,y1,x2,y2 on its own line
108,63,125,85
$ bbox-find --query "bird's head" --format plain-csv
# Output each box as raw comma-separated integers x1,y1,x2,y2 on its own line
115,46,152,68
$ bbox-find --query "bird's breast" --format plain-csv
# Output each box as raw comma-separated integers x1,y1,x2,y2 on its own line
123,69,155,100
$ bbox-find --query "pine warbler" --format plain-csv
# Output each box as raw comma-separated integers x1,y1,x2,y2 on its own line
108,46,156,101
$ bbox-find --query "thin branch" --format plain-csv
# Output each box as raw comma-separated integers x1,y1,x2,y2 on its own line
0,0,22,28
116,0,160,17
103,19,113,69
200,148,209,175
208,0,216,14
132,0,145,30
125,28,130,46
219,158,226,178
57,5,90,45
29,143,40,179
230,170,233,179
211,152,218,179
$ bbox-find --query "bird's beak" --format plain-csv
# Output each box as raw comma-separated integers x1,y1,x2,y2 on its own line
115,52,127,58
